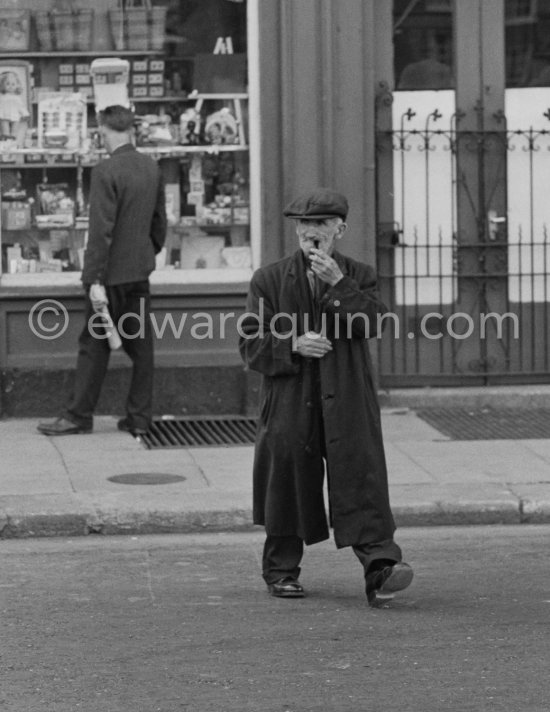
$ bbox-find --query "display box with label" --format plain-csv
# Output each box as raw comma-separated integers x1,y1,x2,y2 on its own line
180,231,225,270
90,58,130,111
1,201,31,230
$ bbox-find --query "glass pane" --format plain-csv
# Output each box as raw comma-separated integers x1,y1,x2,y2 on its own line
393,0,454,90
390,91,456,305
506,88,550,301
506,0,550,86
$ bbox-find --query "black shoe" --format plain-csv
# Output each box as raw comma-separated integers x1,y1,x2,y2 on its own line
267,577,305,598
117,418,148,436
37,417,92,436
365,562,413,607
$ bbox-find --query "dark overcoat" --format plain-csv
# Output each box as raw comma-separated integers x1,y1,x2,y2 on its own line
239,249,396,548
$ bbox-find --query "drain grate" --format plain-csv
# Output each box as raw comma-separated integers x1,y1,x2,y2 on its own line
138,415,257,449
416,407,550,440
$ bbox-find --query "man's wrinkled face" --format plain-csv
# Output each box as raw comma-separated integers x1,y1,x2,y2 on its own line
295,217,346,260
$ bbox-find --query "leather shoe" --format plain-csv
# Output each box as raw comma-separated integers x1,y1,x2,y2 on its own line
267,577,305,598
117,418,148,436
365,562,413,607
37,417,92,436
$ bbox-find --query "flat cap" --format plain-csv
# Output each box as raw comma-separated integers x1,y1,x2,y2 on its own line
283,188,349,220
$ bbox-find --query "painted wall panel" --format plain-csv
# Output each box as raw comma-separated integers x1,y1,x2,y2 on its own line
0,293,246,370
258,0,381,265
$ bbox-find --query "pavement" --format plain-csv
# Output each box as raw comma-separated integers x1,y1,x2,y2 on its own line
0,387,550,538
1,386,550,538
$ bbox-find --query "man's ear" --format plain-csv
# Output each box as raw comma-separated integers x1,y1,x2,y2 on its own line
336,222,347,239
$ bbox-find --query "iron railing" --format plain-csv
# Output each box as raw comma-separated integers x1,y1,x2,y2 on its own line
376,106,550,385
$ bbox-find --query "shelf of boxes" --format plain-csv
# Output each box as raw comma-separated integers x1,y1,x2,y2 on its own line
0,145,249,169
0,51,161,59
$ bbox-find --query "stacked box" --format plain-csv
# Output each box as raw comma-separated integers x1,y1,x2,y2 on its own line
130,59,166,98
58,62,75,91
58,63,91,97
75,63,92,100
0,9,30,51
131,59,146,98
148,59,165,96
75,64,91,85
1,202,32,230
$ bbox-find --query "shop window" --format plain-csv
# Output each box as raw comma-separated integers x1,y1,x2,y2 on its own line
506,0,550,86
0,0,251,284
393,0,454,90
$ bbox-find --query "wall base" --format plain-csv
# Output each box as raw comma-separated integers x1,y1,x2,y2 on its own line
0,366,262,419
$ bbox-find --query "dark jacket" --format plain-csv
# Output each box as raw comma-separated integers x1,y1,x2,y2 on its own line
81,144,167,286
239,249,396,548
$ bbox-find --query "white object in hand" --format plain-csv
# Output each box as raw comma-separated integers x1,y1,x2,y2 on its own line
95,304,122,350
90,283,107,308
90,285,121,350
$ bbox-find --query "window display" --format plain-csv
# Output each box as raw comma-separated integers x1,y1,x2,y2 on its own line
505,0,550,87
0,0,250,282
393,0,454,90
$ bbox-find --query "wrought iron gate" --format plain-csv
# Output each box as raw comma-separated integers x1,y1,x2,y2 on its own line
376,101,550,386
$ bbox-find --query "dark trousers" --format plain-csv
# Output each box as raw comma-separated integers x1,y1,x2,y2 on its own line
65,281,153,431
262,535,402,584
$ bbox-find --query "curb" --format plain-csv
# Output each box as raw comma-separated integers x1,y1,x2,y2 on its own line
2,502,550,539
379,385,550,410
0,506,256,539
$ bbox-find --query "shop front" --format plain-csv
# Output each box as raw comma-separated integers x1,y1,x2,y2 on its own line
0,0,389,417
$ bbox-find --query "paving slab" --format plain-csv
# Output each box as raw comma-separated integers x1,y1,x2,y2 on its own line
384,442,436,485
0,421,70,494
381,409,449,442
391,439,550,483
185,446,254,489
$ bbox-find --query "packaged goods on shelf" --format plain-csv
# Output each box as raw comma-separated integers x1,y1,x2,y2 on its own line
221,246,251,269
180,230,225,270
36,183,75,229
0,10,30,51
108,2,166,52
38,92,87,151
51,9,94,52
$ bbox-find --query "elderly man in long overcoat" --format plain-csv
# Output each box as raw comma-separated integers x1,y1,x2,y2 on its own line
239,188,413,607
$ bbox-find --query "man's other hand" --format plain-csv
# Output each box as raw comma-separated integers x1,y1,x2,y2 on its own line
294,332,333,358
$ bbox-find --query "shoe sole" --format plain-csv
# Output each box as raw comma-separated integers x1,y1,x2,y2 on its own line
268,586,306,598
37,428,92,436
368,564,414,608
118,423,148,435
